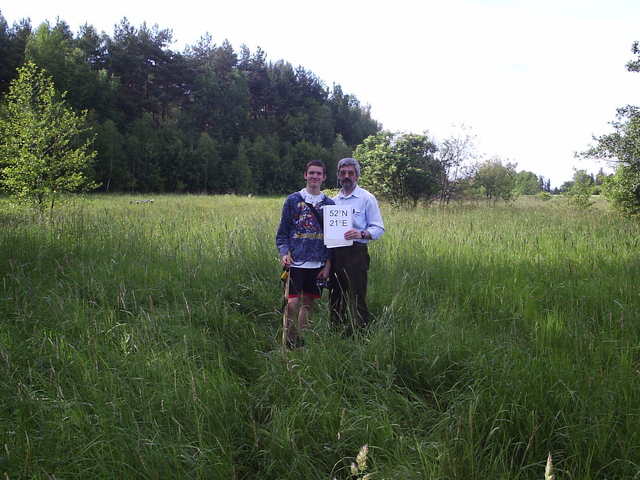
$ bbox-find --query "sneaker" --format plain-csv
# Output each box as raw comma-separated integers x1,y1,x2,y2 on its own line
285,336,305,350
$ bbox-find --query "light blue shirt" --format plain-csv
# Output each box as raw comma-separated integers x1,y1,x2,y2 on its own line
333,185,385,244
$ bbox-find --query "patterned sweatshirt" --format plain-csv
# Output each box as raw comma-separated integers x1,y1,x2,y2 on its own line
275,191,335,264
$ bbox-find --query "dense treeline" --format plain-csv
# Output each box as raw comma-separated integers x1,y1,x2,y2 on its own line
0,12,380,193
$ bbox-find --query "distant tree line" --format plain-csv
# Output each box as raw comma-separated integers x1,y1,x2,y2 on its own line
4,10,627,210
0,12,380,193
350,129,566,207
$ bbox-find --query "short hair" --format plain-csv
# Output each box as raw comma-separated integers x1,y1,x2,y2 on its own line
305,160,326,174
337,157,361,178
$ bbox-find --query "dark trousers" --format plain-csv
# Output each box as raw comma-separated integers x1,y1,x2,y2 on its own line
329,243,370,333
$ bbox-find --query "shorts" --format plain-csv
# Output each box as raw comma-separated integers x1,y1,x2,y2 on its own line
287,267,322,299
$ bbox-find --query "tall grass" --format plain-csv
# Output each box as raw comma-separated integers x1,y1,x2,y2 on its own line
1,194,639,478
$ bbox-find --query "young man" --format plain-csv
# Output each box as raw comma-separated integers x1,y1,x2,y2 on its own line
275,160,335,348
330,157,384,334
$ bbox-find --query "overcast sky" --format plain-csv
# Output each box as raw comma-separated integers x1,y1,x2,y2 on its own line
3,0,640,186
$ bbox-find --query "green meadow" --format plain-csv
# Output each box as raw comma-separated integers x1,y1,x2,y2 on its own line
1,194,639,479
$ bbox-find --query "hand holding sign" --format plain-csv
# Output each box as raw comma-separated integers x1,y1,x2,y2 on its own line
323,206,353,248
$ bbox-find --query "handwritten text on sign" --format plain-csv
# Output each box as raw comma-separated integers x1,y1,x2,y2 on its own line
323,206,353,248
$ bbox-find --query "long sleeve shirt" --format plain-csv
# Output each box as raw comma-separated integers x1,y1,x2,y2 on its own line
275,191,335,263
333,185,384,244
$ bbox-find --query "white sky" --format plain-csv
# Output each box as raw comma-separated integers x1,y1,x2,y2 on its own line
3,0,640,187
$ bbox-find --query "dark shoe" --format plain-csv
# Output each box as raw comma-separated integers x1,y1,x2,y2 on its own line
285,336,305,350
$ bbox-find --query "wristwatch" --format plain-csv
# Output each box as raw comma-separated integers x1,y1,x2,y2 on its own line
360,230,369,239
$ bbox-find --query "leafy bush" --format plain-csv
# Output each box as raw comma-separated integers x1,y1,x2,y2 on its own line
354,131,442,207
602,164,640,215
536,191,553,201
566,181,594,209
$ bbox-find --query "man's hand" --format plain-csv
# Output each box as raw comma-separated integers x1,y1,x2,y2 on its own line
344,229,364,240
317,263,331,280
280,253,293,267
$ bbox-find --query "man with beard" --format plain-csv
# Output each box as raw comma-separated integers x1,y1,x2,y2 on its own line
330,157,385,334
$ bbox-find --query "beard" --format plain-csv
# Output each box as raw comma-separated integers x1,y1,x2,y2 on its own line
340,178,354,189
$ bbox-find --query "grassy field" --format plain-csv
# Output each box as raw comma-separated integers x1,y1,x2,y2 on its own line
1,194,639,479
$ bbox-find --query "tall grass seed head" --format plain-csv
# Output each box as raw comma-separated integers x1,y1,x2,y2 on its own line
545,452,555,480
356,444,369,471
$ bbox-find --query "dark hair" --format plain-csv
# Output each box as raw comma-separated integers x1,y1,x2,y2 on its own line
305,160,327,174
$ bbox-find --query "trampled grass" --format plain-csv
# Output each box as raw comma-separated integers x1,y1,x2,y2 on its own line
1,194,639,479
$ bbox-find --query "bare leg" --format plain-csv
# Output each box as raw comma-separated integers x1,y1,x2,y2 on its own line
298,296,315,332
285,297,301,344
284,296,315,349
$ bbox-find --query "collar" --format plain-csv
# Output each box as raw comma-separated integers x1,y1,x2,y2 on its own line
300,188,324,198
337,185,361,199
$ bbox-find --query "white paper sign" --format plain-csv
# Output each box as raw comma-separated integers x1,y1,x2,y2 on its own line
323,205,353,248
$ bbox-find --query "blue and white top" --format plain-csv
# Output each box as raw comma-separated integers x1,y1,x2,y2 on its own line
275,190,335,267
333,185,385,244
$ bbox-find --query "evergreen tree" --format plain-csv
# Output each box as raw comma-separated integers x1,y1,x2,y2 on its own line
0,14,382,195
194,132,219,193
230,138,253,193
329,133,352,186
252,134,285,193
0,13,31,95
93,119,130,191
